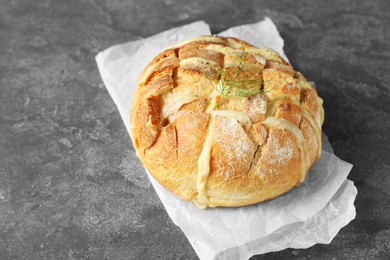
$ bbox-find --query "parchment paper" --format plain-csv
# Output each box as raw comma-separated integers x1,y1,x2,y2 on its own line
96,18,357,260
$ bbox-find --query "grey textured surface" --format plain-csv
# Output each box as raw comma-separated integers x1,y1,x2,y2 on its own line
0,0,389,259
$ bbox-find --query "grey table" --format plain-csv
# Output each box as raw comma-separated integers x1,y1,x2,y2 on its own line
1,0,389,259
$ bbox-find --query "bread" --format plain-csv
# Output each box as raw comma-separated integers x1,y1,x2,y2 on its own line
130,36,324,208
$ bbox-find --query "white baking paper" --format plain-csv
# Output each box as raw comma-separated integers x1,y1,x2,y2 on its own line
96,18,357,260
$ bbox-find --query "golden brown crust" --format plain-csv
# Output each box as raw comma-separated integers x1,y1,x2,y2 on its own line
143,110,210,200
179,98,208,112
275,100,302,126
209,116,256,182
130,36,324,208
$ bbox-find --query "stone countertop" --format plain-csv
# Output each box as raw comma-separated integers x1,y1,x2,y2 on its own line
0,0,389,259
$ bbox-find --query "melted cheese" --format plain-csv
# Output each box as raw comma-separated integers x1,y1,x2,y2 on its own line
161,93,199,118
193,95,217,208
167,36,227,49
226,38,244,49
316,96,325,125
256,47,285,63
194,115,214,209
262,117,310,183
205,44,231,54
211,110,251,125
180,56,219,67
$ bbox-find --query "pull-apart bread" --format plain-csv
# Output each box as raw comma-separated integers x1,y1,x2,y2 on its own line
130,36,324,208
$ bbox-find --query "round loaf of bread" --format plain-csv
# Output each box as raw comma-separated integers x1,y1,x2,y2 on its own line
130,36,324,208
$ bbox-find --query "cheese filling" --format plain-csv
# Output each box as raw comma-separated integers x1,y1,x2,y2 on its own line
161,93,200,118
193,94,218,208
211,110,251,125
194,115,215,208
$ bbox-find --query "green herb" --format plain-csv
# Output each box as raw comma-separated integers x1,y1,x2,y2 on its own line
208,52,267,109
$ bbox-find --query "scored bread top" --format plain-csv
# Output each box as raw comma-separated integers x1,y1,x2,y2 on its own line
130,36,324,208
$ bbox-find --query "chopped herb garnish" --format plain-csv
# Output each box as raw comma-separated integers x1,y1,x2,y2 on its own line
208,52,267,108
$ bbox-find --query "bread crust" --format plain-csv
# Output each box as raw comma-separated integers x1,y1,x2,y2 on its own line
130,36,324,208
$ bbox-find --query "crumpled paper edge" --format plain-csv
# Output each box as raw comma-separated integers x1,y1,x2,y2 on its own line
95,18,357,260
215,179,357,259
